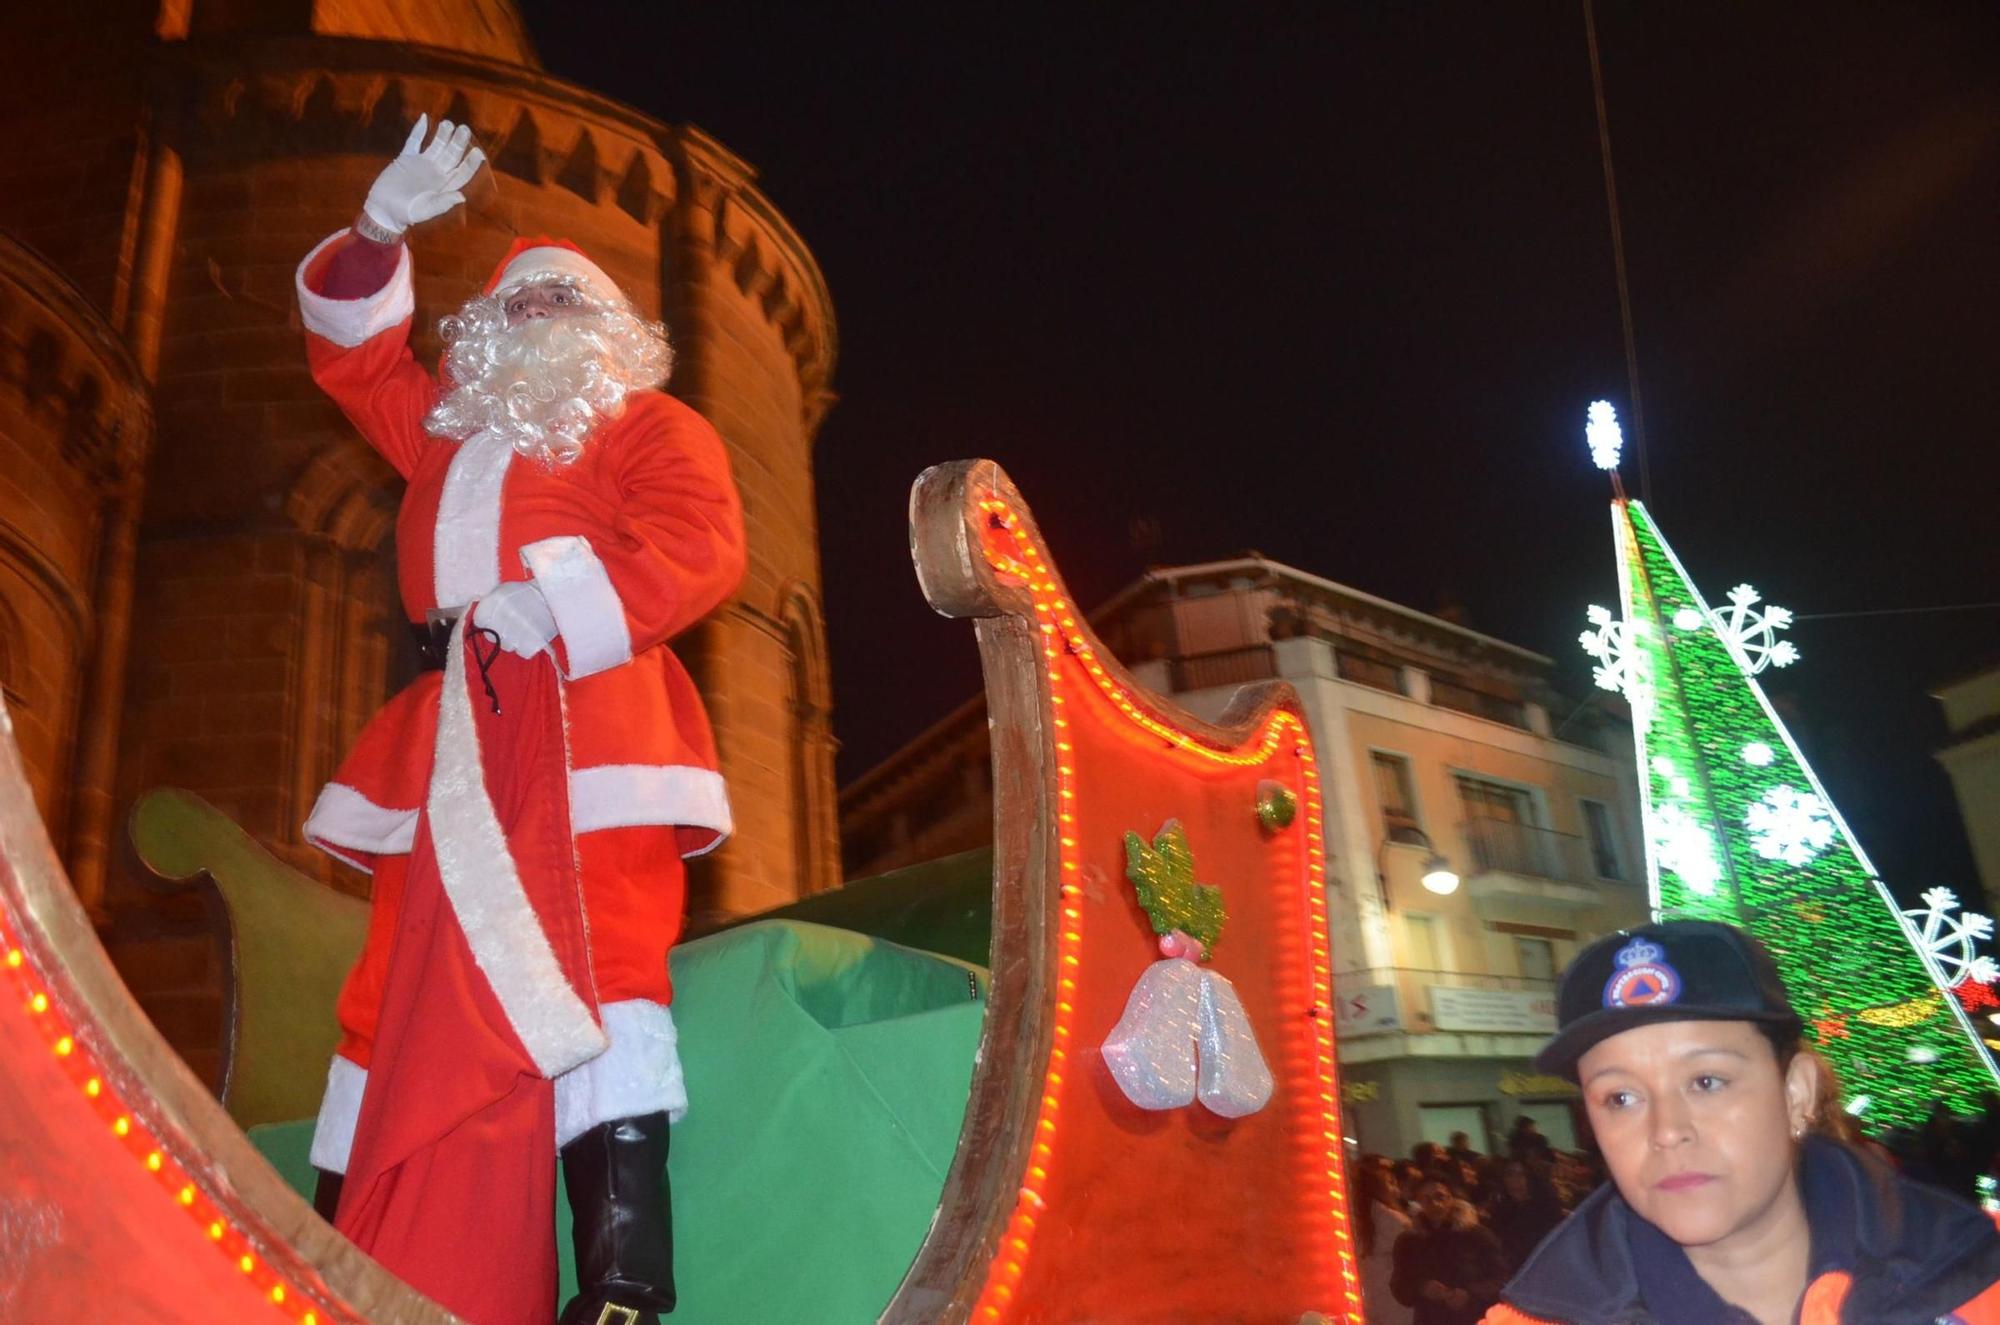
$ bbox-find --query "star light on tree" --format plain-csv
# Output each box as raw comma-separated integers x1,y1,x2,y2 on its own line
1586,400,1624,471
1744,785,1836,865
1901,887,2000,990
1716,583,1799,675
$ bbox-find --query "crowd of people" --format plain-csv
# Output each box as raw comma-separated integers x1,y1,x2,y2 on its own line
1353,1099,2000,1325
1882,1095,2000,1208
1354,1119,1605,1325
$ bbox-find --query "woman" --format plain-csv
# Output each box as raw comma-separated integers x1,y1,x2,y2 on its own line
1392,1177,1509,1325
1357,1159,1417,1325
1482,1159,1564,1273
1482,920,2000,1325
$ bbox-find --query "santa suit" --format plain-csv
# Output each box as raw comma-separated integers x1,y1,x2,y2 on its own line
293,229,744,1192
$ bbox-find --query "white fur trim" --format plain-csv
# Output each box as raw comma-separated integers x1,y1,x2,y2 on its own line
553,1000,688,1146
520,536,633,679
295,230,414,348
433,431,513,611
429,627,606,1077
308,1055,369,1174
570,764,732,842
494,247,624,308
304,782,417,872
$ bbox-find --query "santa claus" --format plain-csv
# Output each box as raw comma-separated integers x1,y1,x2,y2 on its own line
292,117,743,1325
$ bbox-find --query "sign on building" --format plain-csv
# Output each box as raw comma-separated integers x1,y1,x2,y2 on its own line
1334,982,1402,1036
1428,986,1558,1034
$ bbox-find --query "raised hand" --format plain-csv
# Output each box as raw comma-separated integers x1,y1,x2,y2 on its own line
360,115,486,240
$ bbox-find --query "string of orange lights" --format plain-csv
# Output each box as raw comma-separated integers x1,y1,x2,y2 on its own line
0,907,340,1322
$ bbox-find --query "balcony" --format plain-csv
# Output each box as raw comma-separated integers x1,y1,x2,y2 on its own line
1335,650,1406,695
1428,676,1529,730
1169,645,1276,692
1456,818,1604,909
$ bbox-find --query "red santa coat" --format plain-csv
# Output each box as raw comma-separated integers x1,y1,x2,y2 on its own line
295,228,742,1060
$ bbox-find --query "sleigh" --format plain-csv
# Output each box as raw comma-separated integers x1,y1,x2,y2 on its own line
0,462,1361,1323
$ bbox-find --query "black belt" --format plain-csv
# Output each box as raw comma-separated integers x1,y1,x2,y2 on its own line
410,613,462,673
411,611,508,714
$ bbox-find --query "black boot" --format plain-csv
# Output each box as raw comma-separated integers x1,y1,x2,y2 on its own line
558,1111,675,1325
312,1168,343,1223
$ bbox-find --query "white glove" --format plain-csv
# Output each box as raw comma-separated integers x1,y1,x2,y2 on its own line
361,116,485,238
473,582,558,659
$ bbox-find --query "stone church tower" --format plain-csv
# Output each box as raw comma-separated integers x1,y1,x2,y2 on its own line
0,2,840,1077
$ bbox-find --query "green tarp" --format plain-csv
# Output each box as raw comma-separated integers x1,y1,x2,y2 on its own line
253,920,985,1322
719,848,995,969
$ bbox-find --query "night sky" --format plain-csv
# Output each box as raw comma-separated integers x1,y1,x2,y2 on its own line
517,4,2000,900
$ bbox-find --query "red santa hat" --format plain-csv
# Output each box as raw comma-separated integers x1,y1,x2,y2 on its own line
484,236,627,309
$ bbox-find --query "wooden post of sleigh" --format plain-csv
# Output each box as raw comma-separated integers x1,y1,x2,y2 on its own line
0,461,1363,1323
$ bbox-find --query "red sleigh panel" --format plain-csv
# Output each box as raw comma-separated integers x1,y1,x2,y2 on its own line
884,462,1362,1325
0,718,443,1320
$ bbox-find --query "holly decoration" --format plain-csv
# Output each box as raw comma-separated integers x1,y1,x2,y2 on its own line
1124,820,1226,959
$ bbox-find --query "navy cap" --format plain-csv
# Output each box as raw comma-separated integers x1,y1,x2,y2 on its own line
1534,919,1802,1081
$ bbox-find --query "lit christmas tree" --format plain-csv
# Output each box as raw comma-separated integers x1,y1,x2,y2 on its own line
1580,402,2000,1128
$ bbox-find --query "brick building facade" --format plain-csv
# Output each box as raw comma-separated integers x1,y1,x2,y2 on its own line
0,1,841,1080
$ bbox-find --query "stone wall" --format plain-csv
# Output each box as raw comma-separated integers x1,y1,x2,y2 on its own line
0,237,150,834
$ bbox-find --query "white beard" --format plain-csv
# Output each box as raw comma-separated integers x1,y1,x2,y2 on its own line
423,293,674,465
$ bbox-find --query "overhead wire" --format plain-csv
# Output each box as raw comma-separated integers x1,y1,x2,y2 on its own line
1584,0,1650,505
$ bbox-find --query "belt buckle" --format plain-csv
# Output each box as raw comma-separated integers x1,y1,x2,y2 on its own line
593,1306,641,1325
426,607,463,629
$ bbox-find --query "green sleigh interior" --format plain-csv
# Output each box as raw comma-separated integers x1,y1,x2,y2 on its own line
129,787,999,1323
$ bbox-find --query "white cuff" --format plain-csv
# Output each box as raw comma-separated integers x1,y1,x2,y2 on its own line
309,1012,686,1170
308,1056,368,1174
554,1000,689,1147
296,230,414,348
303,782,417,873
570,764,733,843
520,535,634,679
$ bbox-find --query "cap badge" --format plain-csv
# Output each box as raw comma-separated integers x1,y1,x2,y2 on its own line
1602,937,1682,1009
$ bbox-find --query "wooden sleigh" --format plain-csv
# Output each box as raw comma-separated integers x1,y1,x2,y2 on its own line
0,461,1362,1323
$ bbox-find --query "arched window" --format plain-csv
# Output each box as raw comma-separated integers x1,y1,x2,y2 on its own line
779,585,839,896
283,442,402,885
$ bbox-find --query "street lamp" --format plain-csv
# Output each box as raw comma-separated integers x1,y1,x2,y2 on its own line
1419,852,1461,896
1376,829,1460,910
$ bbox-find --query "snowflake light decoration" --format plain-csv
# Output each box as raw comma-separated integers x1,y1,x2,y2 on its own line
1649,802,1722,896
1580,605,1635,695
1744,786,1835,866
1717,583,1799,675
1901,887,1999,990
1585,400,1624,471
